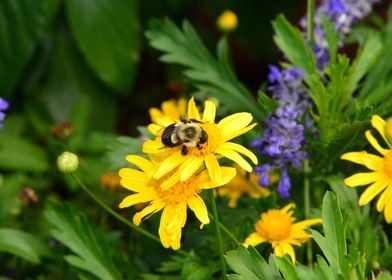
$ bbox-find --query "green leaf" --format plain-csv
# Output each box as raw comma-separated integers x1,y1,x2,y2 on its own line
0,133,49,173
104,136,144,170
376,271,392,280
45,203,121,280
0,174,25,221
180,261,214,280
0,0,44,97
0,228,49,263
225,246,282,280
65,0,140,92
272,255,300,280
272,14,317,76
311,192,348,277
146,18,265,120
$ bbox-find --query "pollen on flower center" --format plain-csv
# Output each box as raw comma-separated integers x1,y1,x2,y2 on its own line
255,210,293,241
188,122,221,156
155,180,199,205
383,150,392,177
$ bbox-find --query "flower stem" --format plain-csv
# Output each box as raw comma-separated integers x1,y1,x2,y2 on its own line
70,173,192,259
307,0,315,48
208,213,240,245
303,160,313,265
208,189,227,279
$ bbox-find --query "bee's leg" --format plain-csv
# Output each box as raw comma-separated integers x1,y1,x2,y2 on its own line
196,143,203,150
181,146,188,155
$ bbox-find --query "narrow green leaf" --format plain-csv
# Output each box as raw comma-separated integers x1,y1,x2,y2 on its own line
146,18,265,120
0,228,49,263
45,203,121,280
225,246,281,280
65,0,140,92
272,255,300,280
104,136,144,170
272,14,317,75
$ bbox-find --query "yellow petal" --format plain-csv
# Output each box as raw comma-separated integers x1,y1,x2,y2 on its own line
133,200,165,225
188,195,210,225
161,170,182,189
376,183,392,212
162,100,181,119
153,152,185,179
195,167,236,189
205,153,221,185
371,115,388,144
219,142,258,164
119,191,157,208
187,97,201,120
293,218,322,230
148,123,163,135
358,178,389,206
178,156,204,182
149,107,163,123
125,155,154,173
384,200,392,223
218,112,254,141
215,148,253,172
243,233,266,247
365,130,387,156
202,100,216,123
343,172,383,187
274,242,296,264
340,151,383,171
119,168,153,191
142,140,167,154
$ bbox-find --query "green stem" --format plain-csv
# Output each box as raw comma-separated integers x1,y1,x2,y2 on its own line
208,213,240,245
70,173,192,259
303,160,312,265
208,189,227,279
307,0,315,48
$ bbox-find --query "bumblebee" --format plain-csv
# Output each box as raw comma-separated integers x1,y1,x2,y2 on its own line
161,118,208,155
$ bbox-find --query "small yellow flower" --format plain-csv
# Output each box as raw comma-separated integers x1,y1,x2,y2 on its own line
144,97,258,189
118,155,236,250
243,204,321,263
149,98,187,125
218,166,271,208
341,115,392,223
217,10,238,32
100,172,122,191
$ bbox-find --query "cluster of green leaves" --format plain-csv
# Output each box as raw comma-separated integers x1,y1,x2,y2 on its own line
225,192,392,280
271,9,392,168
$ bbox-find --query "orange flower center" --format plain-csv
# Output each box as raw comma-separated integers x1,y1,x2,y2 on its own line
255,209,294,241
383,150,392,177
155,179,200,205
187,122,222,156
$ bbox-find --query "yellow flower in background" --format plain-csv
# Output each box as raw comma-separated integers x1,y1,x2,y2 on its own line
118,155,236,250
218,166,272,208
144,97,258,189
216,10,238,33
243,204,321,263
341,115,392,223
149,98,187,125
100,172,122,191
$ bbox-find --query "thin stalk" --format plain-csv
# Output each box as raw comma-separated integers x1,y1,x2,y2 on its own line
70,173,192,259
208,213,240,245
208,189,227,279
303,160,313,265
307,0,315,49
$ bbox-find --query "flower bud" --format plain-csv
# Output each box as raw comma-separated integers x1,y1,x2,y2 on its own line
385,118,392,146
216,10,238,33
57,152,79,173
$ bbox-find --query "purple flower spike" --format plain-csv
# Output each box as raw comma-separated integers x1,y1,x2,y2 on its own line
0,97,9,127
277,169,291,199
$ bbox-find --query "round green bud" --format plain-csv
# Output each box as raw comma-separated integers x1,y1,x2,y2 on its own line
57,152,79,173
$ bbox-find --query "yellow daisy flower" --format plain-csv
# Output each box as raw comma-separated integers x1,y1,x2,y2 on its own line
341,115,392,223
149,98,187,124
118,155,236,250
218,166,271,208
144,97,258,189
243,204,322,263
